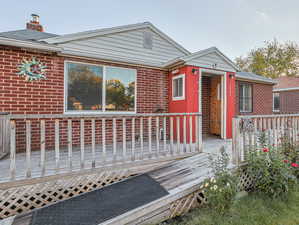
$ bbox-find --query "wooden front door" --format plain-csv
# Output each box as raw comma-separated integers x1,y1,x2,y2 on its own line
210,77,221,135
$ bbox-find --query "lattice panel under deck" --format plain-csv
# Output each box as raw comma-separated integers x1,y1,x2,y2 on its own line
0,170,133,219
169,190,207,218
238,169,255,191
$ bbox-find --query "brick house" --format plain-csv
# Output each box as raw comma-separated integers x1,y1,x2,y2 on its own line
0,14,276,149
273,76,299,113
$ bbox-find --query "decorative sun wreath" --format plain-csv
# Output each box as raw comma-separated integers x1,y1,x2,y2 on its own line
17,57,47,81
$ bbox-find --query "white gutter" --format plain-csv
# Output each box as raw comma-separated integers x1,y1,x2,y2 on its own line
0,37,62,52
273,87,299,92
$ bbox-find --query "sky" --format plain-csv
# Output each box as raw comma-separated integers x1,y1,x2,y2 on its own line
0,0,298,60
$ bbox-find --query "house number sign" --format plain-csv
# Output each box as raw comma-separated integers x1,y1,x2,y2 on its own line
17,57,47,81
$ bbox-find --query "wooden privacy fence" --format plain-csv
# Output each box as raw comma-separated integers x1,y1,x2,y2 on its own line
0,112,202,183
232,114,299,165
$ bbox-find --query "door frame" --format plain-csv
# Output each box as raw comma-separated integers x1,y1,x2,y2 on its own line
199,68,227,139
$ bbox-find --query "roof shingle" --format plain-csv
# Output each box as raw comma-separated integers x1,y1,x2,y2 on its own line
0,29,58,41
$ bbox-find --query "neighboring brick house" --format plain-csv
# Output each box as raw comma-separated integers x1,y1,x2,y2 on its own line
0,14,275,145
273,76,299,114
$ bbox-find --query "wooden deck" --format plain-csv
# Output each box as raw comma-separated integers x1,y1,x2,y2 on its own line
0,136,231,183
0,141,198,183
1,145,237,225
0,136,233,223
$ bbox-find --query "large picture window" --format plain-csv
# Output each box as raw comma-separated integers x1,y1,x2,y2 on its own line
239,83,252,113
66,62,136,113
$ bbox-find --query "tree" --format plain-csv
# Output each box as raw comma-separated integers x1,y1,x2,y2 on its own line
68,65,103,110
235,39,299,78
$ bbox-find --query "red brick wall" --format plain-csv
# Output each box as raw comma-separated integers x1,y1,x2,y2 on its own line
0,45,169,151
277,90,299,114
235,80,273,115
201,76,210,136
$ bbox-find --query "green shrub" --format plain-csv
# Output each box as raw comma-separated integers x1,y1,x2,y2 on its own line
245,131,297,198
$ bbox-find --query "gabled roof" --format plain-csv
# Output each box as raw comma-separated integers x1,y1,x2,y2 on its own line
42,22,190,55
163,47,240,71
0,29,58,41
236,72,276,84
273,76,299,91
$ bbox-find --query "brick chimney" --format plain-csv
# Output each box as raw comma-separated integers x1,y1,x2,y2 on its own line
26,14,44,32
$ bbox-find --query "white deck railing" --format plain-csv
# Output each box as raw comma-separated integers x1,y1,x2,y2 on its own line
0,113,202,182
232,114,299,165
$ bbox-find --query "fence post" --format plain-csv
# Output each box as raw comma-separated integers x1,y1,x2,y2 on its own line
0,112,10,160
197,115,203,153
232,117,241,166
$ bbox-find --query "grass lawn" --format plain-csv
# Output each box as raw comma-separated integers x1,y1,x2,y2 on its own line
163,187,299,225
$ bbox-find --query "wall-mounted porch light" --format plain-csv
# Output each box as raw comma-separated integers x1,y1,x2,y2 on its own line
192,68,199,74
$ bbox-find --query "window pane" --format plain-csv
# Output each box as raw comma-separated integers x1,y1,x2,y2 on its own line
105,67,136,112
173,77,183,98
239,84,252,112
274,93,280,110
67,63,103,111
173,79,178,97
178,78,182,96
240,98,244,111
240,85,244,98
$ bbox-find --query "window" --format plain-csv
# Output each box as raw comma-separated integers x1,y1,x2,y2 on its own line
239,83,252,113
66,62,136,113
273,92,280,112
172,74,185,100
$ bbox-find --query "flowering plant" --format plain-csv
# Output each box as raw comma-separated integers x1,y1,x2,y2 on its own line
279,134,299,178
245,131,297,198
201,147,238,214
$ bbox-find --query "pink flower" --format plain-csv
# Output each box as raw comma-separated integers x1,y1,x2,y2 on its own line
291,163,299,168
263,148,269,152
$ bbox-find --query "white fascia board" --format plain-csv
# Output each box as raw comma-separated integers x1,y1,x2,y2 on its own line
273,87,299,92
180,47,239,71
0,37,61,52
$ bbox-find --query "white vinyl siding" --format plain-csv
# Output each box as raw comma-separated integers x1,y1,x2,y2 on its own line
273,93,280,112
172,74,185,100
186,52,236,72
239,83,252,113
60,28,186,67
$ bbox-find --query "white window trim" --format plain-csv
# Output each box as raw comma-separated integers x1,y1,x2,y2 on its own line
239,83,252,113
64,60,137,114
172,74,185,101
273,92,280,112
